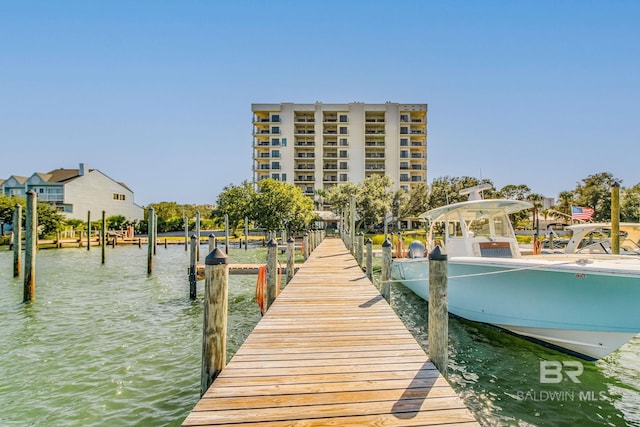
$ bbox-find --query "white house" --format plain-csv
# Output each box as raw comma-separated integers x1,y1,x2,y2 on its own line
2,163,144,222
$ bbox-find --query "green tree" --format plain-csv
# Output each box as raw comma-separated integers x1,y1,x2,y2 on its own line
253,179,315,233
0,195,23,234
556,190,576,217
214,181,256,234
36,203,65,238
498,184,531,200
398,182,428,220
356,175,393,230
573,172,620,222
621,184,640,222
325,182,359,213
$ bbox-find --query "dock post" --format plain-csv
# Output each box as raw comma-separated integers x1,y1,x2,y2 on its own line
428,246,448,378
357,232,364,267
184,216,189,251
87,211,91,250
56,231,62,249
101,211,106,264
196,211,201,261
612,182,620,255
244,216,248,251
303,232,309,260
224,214,230,255
13,204,21,278
266,239,278,311
208,233,216,253
381,239,392,302
286,237,295,284
23,190,37,302
147,207,154,274
349,195,356,256
366,238,373,280
189,234,198,299
201,247,229,396
153,211,158,255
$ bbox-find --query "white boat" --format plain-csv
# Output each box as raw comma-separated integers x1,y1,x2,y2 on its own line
391,185,640,360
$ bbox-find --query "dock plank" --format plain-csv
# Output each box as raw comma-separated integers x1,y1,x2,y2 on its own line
182,238,478,426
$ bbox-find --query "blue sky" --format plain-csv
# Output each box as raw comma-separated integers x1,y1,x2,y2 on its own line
1,1,638,206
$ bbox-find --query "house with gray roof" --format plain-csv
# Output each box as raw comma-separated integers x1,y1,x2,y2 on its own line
2,163,143,222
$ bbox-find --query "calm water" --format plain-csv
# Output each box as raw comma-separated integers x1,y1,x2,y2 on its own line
0,244,639,426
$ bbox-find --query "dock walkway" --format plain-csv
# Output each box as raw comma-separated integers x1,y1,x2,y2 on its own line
182,238,478,426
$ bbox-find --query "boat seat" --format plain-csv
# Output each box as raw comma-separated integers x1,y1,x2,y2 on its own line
478,241,512,258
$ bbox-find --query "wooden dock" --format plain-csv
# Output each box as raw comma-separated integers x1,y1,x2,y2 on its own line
182,237,479,426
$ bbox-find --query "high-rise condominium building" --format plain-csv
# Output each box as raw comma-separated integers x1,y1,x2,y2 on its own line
252,102,427,202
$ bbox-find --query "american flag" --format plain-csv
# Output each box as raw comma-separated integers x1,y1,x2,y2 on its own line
572,206,594,221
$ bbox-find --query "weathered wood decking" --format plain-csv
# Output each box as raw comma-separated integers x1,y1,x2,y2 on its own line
182,238,479,426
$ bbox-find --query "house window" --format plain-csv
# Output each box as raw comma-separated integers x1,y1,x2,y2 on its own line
339,138,348,146
339,162,348,170
271,138,280,146
282,173,287,182
339,115,348,123
400,138,409,146
282,138,287,147
340,174,348,182
271,150,280,158
339,150,348,158
271,114,280,122
400,114,409,122
400,127,408,134
271,161,280,170
400,162,409,169
113,193,126,201
400,174,409,182
339,127,347,135
272,173,280,180
271,126,280,134
400,150,409,158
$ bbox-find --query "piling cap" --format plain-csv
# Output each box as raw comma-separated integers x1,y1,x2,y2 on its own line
366,238,372,243
267,238,278,247
382,239,392,248
612,181,620,188
429,246,447,261
205,247,229,265
287,237,294,243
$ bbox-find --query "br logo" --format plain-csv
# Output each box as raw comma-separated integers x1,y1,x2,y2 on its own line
540,361,583,384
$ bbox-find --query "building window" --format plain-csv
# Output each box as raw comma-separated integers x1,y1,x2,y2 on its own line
271,114,280,122
339,150,348,158
113,193,126,201
339,162,348,170
400,174,409,182
400,150,409,158
339,115,348,123
339,138,348,146
400,138,409,146
271,162,280,170
282,173,287,182
339,127,347,135
400,114,409,122
400,162,409,169
340,174,348,182
271,150,280,158
400,127,408,134
271,126,280,134
272,173,280,180
271,138,280,146
282,138,287,147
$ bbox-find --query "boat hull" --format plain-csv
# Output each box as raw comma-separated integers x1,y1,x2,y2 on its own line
391,256,640,360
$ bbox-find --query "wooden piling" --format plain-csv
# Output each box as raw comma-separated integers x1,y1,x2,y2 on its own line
13,204,21,278
101,211,106,264
224,214,230,255
366,237,373,280
612,182,620,255
190,234,198,299
349,195,356,255
428,246,448,378
357,232,364,267
86,211,91,251
196,211,201,261
381,238,392,302
266,239,278,311
153,211,158,256
302,232,309,261
286,237,295,284
184,216,189,251
147,207,154,274
208,233,216,253
244,216,248,251
200,248,229,396
138,238,142,248
23,190,37,302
